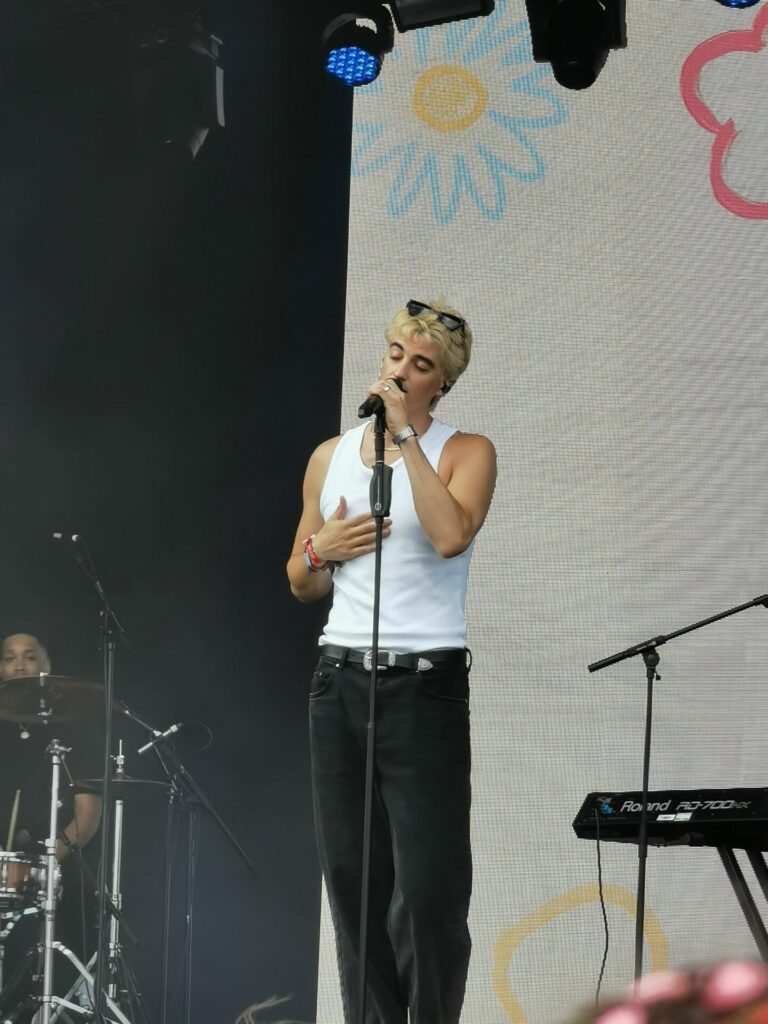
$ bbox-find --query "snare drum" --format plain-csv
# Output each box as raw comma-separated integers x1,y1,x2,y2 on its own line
0,852,36,910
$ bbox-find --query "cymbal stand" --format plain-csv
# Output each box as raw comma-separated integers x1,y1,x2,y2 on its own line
38,738,67,1024
28,740,139,1024
107,743,128,1008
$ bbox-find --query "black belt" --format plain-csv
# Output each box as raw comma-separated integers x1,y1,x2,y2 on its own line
318,644,470,672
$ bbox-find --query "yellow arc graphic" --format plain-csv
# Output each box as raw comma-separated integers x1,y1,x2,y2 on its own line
412,65,488,133
493,885,669,1024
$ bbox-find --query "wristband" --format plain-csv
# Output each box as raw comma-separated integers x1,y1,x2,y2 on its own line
302,534,328,573
391,424,418,446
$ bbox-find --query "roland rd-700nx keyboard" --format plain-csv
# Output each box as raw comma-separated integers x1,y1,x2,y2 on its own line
573,787,768,850
573,787,768,961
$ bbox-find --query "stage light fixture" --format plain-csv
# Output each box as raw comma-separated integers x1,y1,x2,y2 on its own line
524,0,626,90
323,3,395,86
387,0,495,32
132,17,224,158
715,0,760,8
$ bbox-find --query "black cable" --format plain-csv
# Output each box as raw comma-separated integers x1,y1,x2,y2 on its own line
169,809,200,1020
119,946,153,1024
594,807,610,1009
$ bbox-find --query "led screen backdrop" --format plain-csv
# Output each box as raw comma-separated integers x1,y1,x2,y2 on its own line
316,3,768,1021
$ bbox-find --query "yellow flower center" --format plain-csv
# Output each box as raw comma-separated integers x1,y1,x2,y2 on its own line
412,64,488,133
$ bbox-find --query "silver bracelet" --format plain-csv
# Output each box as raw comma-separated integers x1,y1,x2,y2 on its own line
391,424,418,446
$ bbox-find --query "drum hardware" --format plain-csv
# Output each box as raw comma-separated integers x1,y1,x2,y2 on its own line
38,738,67,1024
38,942,130,1024
6,740,141,1024
46,944,143,1024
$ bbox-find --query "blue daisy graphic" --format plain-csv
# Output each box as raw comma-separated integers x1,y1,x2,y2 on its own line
351,0,568,224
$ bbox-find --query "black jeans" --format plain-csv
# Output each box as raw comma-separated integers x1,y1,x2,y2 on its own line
309,658,472,1024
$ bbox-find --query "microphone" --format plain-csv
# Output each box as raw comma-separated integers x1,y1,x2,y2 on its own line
358,378,404,419
138,722,183,757
53,531,87,567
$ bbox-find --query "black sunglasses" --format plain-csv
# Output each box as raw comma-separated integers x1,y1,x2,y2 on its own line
406,300,466,333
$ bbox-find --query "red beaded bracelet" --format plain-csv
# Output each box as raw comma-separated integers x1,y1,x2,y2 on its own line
302,534,327,573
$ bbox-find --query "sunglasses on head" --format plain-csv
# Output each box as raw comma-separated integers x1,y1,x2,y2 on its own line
406,300,466,333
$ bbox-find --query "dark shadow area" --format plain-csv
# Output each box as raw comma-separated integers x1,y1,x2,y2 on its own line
0,2,353,1020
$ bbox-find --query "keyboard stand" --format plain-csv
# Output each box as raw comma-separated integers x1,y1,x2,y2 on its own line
747,849,768,903
718,847,768,961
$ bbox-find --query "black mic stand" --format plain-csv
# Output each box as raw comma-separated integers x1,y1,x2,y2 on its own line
121,703,259,1024
589,591,768,983
62,535,128,1024
356,408,392,1024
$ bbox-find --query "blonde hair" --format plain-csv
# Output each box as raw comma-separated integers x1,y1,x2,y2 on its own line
384,298,473,392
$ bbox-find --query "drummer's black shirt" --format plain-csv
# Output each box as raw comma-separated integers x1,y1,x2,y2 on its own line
0,717,103,846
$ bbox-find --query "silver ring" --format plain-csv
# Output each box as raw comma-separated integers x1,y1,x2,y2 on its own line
383,385,391,392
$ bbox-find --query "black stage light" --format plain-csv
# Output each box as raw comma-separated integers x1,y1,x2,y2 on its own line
132,17,224,158
524,0,626,90
388,0,495,32
323,3,395,86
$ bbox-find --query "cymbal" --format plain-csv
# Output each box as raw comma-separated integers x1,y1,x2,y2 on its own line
73,777,170,798
0,674,103,723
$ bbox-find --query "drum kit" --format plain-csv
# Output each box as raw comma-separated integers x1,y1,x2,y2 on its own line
0,540,258,1024
0,673,178,1024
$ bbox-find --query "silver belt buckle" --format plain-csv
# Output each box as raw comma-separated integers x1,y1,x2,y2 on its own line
416,657,433,671
363,650,396,671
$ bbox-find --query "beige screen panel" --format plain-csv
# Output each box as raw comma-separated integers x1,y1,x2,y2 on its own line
318,3,768,1021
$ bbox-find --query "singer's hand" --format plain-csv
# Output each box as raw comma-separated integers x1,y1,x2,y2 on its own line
314,496,391,563
366,377,409,435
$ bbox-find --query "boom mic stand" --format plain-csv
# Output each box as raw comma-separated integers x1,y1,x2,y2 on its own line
58,533,128,1024
121,703,259,1024
588,591,768,983
356,407,392,1024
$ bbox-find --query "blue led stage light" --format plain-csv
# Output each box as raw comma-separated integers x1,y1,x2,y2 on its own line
322,3,394,87
715,0,760,8
326,44,381,85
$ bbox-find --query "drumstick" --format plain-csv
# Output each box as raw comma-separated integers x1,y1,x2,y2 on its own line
7,790,20,851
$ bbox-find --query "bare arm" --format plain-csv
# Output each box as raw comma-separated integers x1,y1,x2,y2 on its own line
287,439,338,603
286,437,392,603
57,792,102,861
399,431,497,558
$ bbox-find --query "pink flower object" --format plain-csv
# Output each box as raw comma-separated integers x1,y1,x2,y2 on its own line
680,5,768,221
702,960,768,1012
595,1005,646,1024
628,971,690,1005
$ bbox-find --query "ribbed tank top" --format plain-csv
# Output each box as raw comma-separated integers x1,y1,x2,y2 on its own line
319,418,473,652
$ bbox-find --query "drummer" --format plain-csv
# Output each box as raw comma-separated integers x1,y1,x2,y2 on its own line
0,631,103,1012
0,633,102,858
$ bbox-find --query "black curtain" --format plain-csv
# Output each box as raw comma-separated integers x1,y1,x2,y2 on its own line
0,2,353,1020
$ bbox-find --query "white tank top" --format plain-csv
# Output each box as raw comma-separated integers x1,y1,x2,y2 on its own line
319,418,473,653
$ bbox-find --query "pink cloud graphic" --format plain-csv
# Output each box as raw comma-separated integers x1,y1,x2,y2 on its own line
681,5,768,220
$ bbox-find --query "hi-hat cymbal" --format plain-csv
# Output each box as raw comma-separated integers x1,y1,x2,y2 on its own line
0,674,103,723
73,776,170,798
